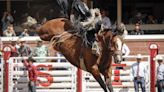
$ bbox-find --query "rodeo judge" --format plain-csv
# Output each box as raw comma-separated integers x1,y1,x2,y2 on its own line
131,54,148,92
154,55,164,92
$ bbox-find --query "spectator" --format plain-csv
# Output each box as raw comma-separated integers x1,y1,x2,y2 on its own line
18,40,32,57
130,23,144,35
129,12,144,24
146,15,158,24
131,54,148,92
10,41,19,57
101,10,112,30
22,15,37,28
33,40,49,62
154,55,164,92
1,11,14,31
19,29,30,37
3,24,16,37
22,57,37,92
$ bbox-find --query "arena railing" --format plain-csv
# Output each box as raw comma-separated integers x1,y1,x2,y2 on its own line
7,57,77,92
2,55,151,92
126,24,164,31
0,35,164,42
0,35,162,92
82,55,150,92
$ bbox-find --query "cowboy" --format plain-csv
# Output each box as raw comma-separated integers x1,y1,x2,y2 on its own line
56,0,91,22
22,57,37,92
56,0,95,39
154,55,164,92
131,54,148,92
56,0,102,55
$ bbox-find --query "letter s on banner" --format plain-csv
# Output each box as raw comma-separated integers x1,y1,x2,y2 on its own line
37,64,53,87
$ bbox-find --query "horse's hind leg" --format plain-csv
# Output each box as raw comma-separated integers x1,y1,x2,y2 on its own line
90,65,108,92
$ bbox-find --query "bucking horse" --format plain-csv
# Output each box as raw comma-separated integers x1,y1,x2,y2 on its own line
33,0,125,91
36,8,125,92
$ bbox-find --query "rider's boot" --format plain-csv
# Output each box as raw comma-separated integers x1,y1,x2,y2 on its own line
92,40,100,56
91,33,102,56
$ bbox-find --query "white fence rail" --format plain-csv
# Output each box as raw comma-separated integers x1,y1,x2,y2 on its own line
8,57,77,92
82,55,151,92
1,55,151,92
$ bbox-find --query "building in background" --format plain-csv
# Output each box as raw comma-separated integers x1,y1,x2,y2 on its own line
0,0,164,34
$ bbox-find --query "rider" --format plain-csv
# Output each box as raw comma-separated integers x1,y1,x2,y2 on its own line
56,0,101,55
56,0,91,23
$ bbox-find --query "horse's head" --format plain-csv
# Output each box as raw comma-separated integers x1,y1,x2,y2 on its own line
37,18,73,41
111,35,123,64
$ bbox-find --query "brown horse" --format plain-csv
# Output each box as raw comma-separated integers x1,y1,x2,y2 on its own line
37,18,123,92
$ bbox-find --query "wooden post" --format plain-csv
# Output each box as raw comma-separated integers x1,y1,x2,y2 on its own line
117,0,122,25
3,45,12,92
149,43,158,92
6,0,11,13
77,69,82,92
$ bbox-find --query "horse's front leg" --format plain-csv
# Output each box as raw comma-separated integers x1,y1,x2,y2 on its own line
90,64,108,92
103,68,114,92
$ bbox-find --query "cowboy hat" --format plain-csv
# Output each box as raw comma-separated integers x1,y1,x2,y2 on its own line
154,55,163,61
136,54,142,59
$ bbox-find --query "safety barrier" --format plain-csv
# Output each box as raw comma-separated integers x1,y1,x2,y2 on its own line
82,55,151,92
0,58,3,92
1,36,162,92
3,55,151,92
7,57,77,92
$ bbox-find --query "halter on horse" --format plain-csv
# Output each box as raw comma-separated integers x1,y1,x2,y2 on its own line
111,35,124,63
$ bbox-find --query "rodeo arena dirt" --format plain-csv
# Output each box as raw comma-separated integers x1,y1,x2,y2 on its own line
0,35,163,92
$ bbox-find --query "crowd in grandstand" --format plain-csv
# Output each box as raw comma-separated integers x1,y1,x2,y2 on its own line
1,8,164,36
7,40,49,63
128,12,159,24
